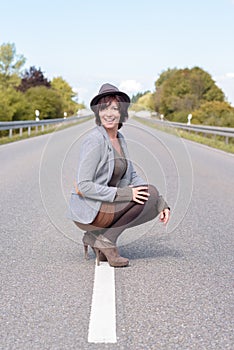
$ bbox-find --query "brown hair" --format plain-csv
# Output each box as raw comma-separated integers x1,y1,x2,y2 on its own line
93,95,129,129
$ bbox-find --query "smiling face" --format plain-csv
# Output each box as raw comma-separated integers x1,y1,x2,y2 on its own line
99,100,121,131
93,94,129,130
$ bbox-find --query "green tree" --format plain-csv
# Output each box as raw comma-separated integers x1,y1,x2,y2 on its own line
192,101,234,127
0,87,30,121
131,90,150,103
0,43,26,88
51,77,78,115
134,92,155,111
153,67,225,122
25,86,63,119
0,88,16,121
0,43,83,123
155,68,178,87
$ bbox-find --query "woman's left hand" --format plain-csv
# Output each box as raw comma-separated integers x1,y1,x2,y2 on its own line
159,208,170,224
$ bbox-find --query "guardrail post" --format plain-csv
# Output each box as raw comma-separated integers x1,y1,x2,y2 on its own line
9,129,12,138
28,126,31,136
41,125,44,132
19,128,23,137
225,136,229,145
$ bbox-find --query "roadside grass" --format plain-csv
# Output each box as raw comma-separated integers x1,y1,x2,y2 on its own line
133,117,234,154
0,116,93,146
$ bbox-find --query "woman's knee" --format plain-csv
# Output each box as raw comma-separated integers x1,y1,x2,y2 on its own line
147,184,159,199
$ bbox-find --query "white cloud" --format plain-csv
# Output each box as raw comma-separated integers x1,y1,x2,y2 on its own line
118,80,142,95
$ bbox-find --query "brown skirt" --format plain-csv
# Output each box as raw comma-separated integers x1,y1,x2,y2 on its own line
74,202,115,231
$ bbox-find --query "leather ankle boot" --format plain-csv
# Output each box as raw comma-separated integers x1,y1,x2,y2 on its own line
94,235,129,267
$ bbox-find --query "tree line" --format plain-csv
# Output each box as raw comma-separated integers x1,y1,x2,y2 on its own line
131,67,234,127
1,42,233,128
0,43,84,123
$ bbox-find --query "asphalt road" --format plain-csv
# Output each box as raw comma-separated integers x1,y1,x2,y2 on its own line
1,118,233,350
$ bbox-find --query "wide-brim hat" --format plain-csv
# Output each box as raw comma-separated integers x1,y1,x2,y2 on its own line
90,83,130,111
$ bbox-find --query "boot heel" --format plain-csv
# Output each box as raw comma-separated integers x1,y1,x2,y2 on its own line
94,248,100,266
83,244,88,260
94,235,129,267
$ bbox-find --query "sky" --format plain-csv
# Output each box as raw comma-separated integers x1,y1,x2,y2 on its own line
0,0,234,106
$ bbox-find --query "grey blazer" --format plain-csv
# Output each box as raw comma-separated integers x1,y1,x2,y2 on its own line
68,125,145,223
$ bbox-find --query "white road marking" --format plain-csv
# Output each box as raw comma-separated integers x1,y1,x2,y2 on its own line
88,261,117,343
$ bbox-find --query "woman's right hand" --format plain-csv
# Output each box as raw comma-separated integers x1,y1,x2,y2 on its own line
131,186,150,204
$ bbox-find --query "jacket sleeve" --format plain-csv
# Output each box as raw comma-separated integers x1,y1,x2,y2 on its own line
75,135,117,202
114,187,133,202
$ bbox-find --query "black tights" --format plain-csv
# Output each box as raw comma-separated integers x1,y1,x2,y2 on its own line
102,185,161,243
74,185,162,244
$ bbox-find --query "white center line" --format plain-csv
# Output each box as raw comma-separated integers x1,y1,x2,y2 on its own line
88,261,117,343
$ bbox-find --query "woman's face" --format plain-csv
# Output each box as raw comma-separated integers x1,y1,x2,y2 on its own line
99,100,121,130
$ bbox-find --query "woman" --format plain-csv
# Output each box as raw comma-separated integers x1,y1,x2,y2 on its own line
69,83,170,267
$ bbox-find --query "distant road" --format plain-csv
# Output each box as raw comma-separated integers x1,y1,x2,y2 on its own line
1,119,233,349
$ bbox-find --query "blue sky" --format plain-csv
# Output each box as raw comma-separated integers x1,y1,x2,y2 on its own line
0,0,234,106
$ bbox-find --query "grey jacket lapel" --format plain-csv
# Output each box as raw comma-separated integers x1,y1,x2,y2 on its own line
97,126,115,182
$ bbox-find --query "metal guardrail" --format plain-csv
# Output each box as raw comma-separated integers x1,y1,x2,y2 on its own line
134,116,234,144
1,113,233,144
0,114,93,138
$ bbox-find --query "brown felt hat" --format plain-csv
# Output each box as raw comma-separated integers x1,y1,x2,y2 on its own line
90,83,130,111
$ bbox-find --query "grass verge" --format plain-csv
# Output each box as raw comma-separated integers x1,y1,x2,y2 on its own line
0,117,93,146
133,117,234,154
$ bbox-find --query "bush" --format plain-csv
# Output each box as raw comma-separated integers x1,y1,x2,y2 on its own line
191,101,234,127
153,67,226,122
25,86,63,119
